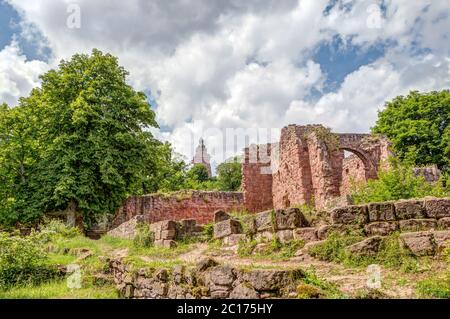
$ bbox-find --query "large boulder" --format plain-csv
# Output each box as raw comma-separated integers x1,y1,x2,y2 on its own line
210,265,236,287
214,219,243,239
432,230,450,251
424,198,450,219
346,236,383,256
399,231,435,256
330,205,368,225
398,219,437,232
274,208,307,230
293,227,318,243
241,269,302,291
368,202,396,221
364,222,398,236
214,210,230,223
394,200,426,220
438,217,450,229
229,283,259,299
254,210,274,232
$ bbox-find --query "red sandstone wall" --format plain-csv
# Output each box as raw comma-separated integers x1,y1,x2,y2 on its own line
110,191,245,228
272,125,313,209
340,154,366,196
307,132,343,209
242,144,274,212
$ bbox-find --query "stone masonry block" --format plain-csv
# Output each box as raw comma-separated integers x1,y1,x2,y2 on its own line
254,210,274,232
274,208,306,230
399,231,435,256
364,222,398,236
214,219,243,239
394,200,426,220
424,198,450,219
437,217,450,229
293,227,318,243
330,205,368,225
398,219,437,232
368,202,396,221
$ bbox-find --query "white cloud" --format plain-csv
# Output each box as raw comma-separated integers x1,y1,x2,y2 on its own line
2,0,450,164
0,40,49,106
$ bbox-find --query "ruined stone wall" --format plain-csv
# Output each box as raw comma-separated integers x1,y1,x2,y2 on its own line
306,132,343,209
242,124,392,211
242,143,275,212
272,125,313,209
340,154,366,196
110,191,245,229
110,258,303,299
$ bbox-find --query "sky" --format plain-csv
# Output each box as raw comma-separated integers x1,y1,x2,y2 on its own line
0,0,449,170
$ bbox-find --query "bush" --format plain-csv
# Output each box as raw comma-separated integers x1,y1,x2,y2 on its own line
351,158,450,204
0,232,59,290
133,223,154,248
202,222,214,242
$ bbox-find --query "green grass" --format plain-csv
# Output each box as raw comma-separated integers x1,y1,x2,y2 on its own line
307,232,422,272
0,280,118,299
416,272,450,299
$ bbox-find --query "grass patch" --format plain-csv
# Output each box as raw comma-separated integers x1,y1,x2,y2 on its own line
416,271,450,299
0,280,118,299
308,232,421,272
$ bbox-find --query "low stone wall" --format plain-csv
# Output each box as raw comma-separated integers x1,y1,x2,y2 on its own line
213,197,450,257
107,216,203,248
110,258,303,299
110,190,245,230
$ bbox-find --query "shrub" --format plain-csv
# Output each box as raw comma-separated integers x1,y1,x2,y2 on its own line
133,223,154,248
351,158,449,204
237,239,257,257
202,222,214,242
0,232,59,290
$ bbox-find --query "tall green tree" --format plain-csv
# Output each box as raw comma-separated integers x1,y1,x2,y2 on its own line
216,157,242,191
1,50,161,225
372,90,450,172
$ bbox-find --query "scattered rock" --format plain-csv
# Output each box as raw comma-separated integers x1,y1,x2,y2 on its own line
196,258,218,272
214,219,243,239
254,210,274,232
399,231,435,256
346,236,383,256
230,283,259,299
274,208,306,230
276,229,294,243
223,234,246,246
293,227,318,242
214,210,230,223
432,230,450,251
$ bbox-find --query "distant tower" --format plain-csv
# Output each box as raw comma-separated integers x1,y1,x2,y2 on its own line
192,138,212,177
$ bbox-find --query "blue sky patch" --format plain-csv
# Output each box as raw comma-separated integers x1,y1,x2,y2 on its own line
313,35,388,92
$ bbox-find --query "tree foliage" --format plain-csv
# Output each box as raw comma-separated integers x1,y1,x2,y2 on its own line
215,157,242,191
351,158,450,204
0,50,169,226
372,90,450,172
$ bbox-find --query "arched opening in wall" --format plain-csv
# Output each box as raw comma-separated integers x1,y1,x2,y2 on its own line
340,149,370,196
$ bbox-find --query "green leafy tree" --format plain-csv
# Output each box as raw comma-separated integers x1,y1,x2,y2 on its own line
216,157,242,191
187,164,210,182
372,90,450,172
1,50,161,226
